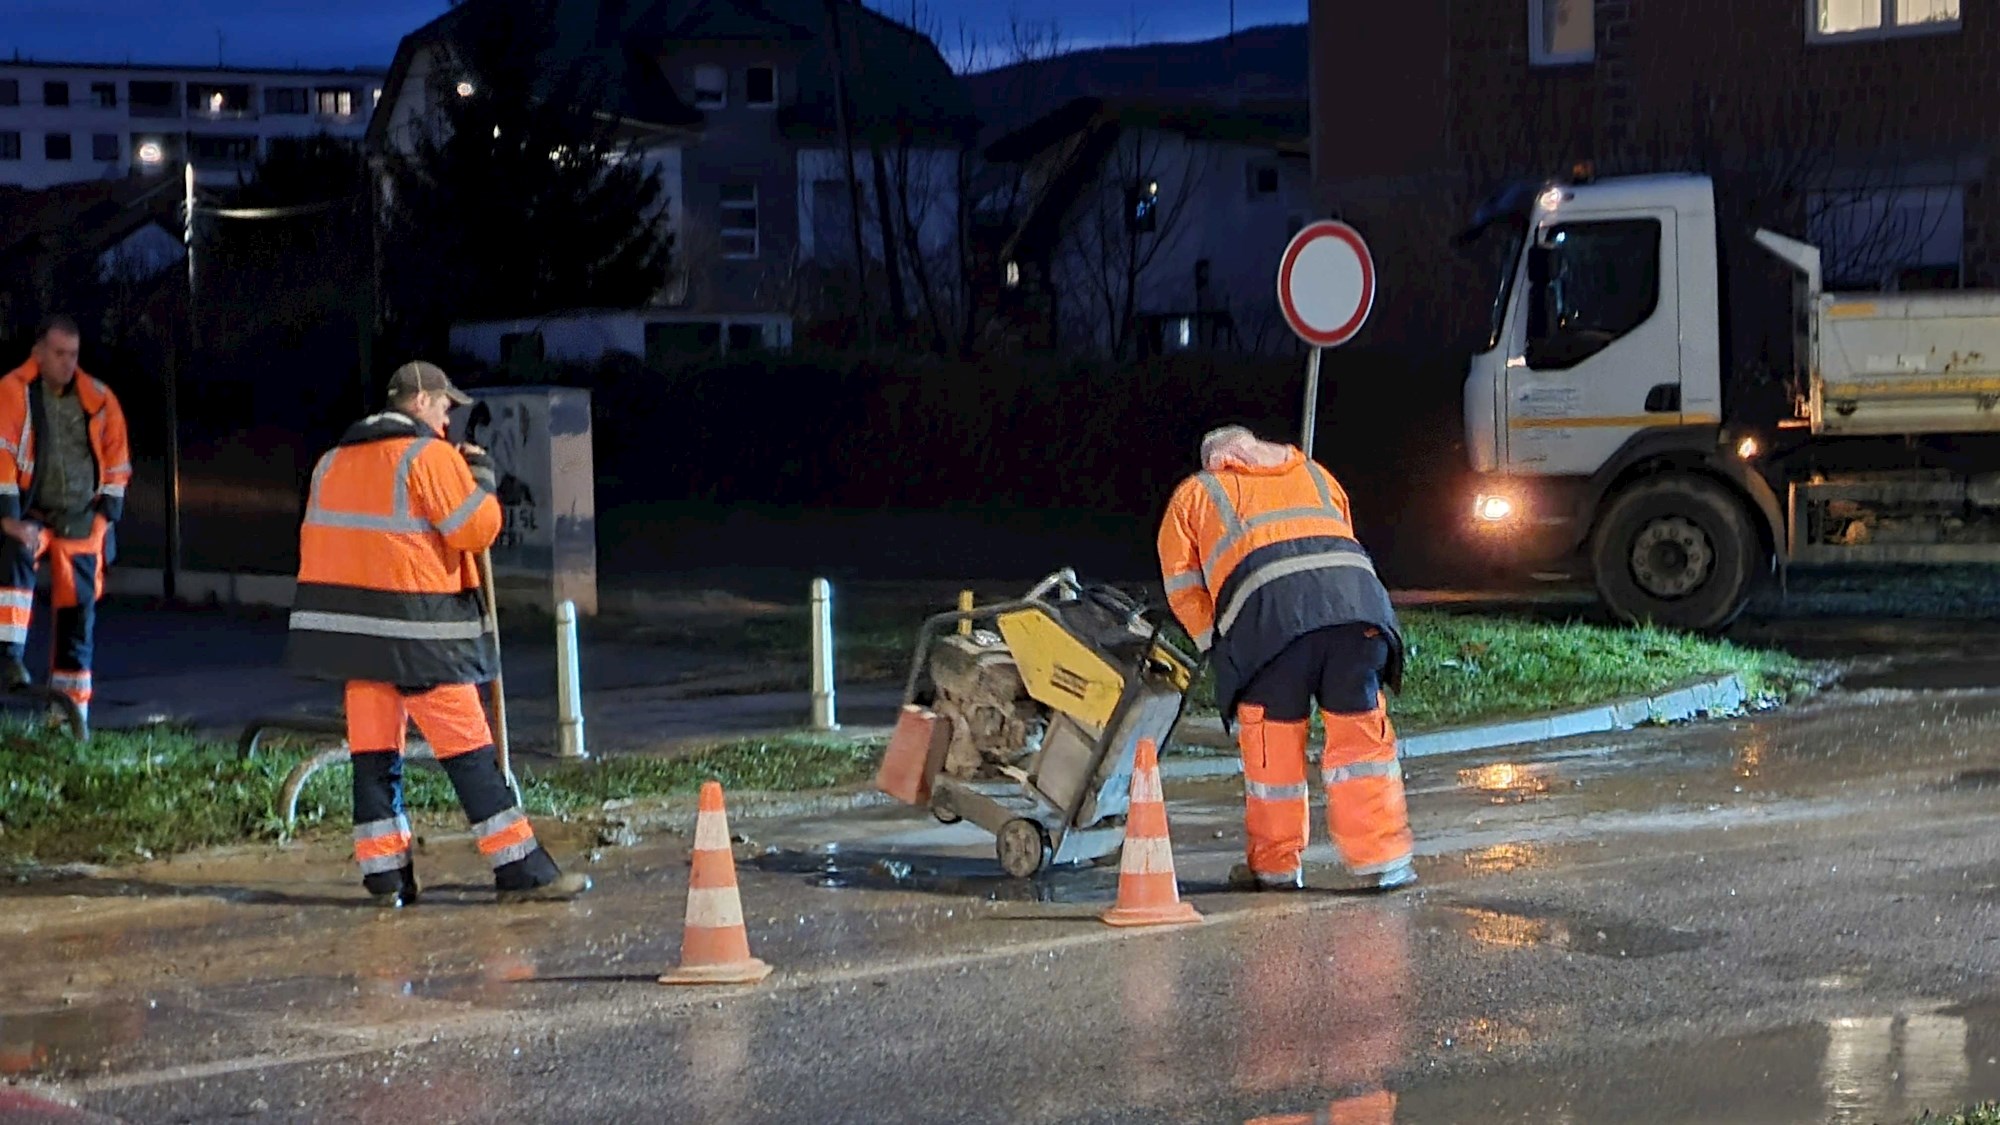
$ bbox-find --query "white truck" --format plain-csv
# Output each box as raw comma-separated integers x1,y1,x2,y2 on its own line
1462,170,2000,631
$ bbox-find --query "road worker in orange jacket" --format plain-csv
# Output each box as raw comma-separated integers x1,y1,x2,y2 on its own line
286,361,587,907
1156,424,1415,892
0,315,134,730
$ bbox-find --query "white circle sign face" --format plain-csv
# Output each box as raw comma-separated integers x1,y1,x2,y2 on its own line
1277,220,1376,348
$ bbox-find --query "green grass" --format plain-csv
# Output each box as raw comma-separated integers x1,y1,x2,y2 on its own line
1917,1105,2000,1125
1175,611,1819,730
0,723,884,868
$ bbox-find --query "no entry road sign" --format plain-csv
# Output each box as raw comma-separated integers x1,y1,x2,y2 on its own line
1277,220,1376,349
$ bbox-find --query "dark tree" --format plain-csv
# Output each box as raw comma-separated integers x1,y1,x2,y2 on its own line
382,0,673,348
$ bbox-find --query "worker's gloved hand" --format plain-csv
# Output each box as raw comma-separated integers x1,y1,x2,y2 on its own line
0,518,45,555
459,445,498,492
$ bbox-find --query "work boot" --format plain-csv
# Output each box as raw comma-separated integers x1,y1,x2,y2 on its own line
496,872,592,905
1365,859,1419,894
1,659,29,691
1228,863,1304,892
369,866,420,909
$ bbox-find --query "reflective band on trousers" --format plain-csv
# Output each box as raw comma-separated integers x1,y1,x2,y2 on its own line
354,814,412,874
288,611,486,641
487,838,540,868
1245,778,1310,801
1323,758,1402,786
470,807,525,840
1216,551,1379,638
355,814,412,841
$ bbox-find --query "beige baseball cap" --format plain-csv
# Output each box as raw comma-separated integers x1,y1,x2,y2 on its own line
386,360,473,406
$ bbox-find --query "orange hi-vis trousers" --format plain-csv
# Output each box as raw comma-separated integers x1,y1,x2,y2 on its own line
346,681,558,893
1234,625,1412,885
0,516,110,718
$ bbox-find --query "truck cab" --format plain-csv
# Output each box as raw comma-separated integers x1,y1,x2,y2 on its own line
1463,170,2000,631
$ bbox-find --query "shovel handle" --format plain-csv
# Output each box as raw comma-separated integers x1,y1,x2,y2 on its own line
478,548,512,783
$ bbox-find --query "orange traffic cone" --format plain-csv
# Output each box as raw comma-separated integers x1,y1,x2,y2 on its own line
1102,738,1203,928
660,781,774,986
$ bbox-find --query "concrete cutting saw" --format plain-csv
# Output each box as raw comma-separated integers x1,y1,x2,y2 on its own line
874,569,1200,878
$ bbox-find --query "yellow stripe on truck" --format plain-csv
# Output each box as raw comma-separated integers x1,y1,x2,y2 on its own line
1509,414,1722,430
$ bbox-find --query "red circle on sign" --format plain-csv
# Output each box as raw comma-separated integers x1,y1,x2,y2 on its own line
1276,220,1376,348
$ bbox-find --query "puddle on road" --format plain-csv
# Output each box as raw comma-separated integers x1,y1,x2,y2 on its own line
1434,901,1710,959
1247,998,2000,1124
750,847,1119,903
0,1002,153,1080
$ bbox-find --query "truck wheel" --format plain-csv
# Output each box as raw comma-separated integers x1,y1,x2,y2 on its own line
1591,474,1763,633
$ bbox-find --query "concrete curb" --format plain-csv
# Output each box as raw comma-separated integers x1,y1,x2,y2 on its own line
590,786,897,837
1158,673,1750,780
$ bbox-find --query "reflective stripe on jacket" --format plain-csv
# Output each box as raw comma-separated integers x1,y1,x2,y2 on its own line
1156,446,1402,725
0,360,133,523
285,411,502,686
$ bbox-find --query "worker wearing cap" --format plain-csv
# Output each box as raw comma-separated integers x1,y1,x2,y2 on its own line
286,361,587,907
1155,424,1415,892
0,314,133,730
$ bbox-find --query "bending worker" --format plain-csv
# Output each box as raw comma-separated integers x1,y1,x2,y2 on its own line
1156,424,1416,892
286,361,587,907
0,314,133,729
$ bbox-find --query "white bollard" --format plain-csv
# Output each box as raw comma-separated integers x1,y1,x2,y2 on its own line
810,578,839,731
555,599,588,760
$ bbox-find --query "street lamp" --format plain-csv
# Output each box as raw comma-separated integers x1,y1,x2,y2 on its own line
137,141,164,166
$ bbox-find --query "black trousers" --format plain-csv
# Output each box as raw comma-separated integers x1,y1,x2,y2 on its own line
1237,623,1390,722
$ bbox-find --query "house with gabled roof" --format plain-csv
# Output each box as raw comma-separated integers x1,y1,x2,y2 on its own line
370,0,979,362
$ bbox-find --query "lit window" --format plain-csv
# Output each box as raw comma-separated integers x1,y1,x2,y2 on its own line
1004,260,1021,288
317,88,354,116
1126,180,1159,233
721,183,759,258
1528,0,1593,65
692,64,726,109
1813,0,1959,38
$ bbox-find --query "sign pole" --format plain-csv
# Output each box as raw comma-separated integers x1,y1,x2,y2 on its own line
1300,346,1322,458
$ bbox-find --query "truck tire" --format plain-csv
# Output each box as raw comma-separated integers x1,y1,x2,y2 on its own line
1590,474,1763,633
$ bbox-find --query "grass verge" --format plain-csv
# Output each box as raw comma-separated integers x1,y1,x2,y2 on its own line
1175,611,1821,729
0,724,884,868
1917,1106,2000,1125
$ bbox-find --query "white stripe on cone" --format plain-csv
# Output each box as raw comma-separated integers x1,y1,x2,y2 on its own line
1130,760,1163,804
1121,834,1178,876
686,885,746,930
693,808,731,852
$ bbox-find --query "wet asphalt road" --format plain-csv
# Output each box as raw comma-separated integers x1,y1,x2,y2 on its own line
9,619,2000,1121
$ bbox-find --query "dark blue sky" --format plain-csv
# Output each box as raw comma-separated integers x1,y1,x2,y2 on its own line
3,0,1306,72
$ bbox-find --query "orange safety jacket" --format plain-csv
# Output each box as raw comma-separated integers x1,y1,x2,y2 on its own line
1156,446,1401,724
285,411,502,687
0,360,133,524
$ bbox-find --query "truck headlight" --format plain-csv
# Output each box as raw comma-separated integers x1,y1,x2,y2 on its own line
1475,494,1516,523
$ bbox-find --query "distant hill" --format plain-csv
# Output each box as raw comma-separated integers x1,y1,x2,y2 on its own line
965,23,1306,135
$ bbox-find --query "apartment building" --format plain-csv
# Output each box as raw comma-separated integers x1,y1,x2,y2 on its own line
0,61,386,188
